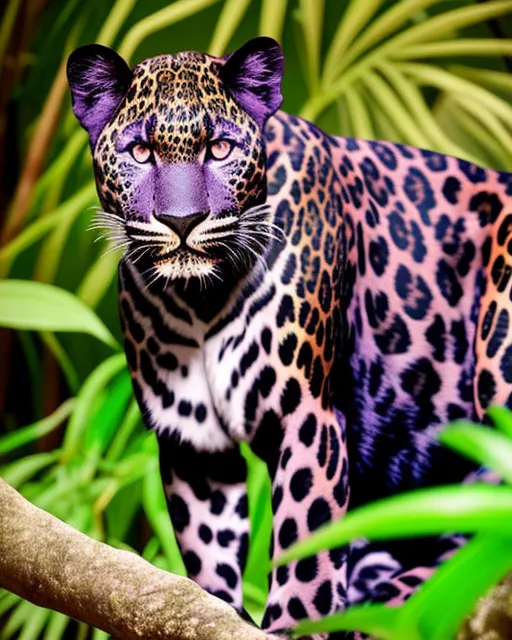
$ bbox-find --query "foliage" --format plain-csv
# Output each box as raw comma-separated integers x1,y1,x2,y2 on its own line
279,408,512,640
1,0,511,638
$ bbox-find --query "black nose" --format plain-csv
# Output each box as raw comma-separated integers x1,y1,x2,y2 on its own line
154,211,208,239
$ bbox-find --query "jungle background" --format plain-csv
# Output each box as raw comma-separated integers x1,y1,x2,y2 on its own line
1,0,512,638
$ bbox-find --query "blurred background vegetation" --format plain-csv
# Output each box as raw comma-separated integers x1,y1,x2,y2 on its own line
0,0,512,638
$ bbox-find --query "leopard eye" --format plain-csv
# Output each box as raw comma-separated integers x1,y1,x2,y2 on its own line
130,143,152,164
208,139,234,161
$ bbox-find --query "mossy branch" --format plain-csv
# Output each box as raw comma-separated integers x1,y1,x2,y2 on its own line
0,477,280,640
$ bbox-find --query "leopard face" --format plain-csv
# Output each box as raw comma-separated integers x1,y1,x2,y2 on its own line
67,38,284,282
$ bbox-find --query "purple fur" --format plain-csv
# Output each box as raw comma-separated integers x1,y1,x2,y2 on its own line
67,44,131,148
221,37,284,128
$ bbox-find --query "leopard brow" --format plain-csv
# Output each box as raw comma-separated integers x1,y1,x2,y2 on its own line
116,116,156,151
212,118,242,139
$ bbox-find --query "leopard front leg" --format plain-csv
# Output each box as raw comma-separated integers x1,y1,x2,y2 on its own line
260,407,350,636
158,434,250,613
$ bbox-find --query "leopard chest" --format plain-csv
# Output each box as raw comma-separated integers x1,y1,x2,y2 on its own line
120,258,328,454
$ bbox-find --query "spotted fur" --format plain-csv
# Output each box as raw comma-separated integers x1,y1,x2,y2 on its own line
68,38,512,639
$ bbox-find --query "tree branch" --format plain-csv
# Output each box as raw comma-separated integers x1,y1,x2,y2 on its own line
0,477,281,639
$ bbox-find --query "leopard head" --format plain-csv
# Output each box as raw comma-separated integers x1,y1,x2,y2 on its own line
67,38,284,283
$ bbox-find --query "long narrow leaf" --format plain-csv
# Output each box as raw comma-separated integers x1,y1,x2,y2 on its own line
361,71,430,147
259,0,288,40
439,422,512,484
400,533,512,640
208,0,252,56
62,353,126,458
292,603,406,640
0,399,74,455
299,0,324,94
392,39,512,60
119,0,223,62
276,485,512,566
322,0,384,86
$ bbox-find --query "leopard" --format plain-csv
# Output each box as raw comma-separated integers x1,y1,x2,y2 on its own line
67,37,512,639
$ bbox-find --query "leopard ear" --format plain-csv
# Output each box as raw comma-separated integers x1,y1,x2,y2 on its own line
220,37,284,128
67,44,132,148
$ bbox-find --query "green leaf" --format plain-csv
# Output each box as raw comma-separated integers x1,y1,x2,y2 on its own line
62,353,126,459
0,182,96,267
487,406,512,440
83,372,132,453
0,280,118,349
299,0,324,93
119,0,223,62
43,612,70,640
401,533,512,640
292,603,405,640
208,0,252,56
439,421,512,484
142,456,186,576
1,452,59,488
259,0,288,40
322,0,384,86
0,399,74,455
242,443,272,602
16,605,51,640
76,249,119,309
275,485,512,566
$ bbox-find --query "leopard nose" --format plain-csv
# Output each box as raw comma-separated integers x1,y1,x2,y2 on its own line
154,211,208,239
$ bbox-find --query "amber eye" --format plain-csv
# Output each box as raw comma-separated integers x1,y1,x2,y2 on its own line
208,139,234,161
130,143,152,164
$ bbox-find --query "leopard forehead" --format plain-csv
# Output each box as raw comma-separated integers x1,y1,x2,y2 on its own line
103,52,257,150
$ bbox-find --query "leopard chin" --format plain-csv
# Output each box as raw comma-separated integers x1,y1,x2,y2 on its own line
153,251,219,282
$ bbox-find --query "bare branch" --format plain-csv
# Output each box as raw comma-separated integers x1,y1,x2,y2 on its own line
0,477,281,639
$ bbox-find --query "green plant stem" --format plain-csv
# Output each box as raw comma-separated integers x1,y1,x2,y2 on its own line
119,0,223,63
97,0,137,47
208,0,252,56
259,0,288,40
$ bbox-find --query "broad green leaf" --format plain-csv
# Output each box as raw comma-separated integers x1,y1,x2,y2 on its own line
275,485,512,566
0,399,74,455
439,422,512,484
0,280,118,349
